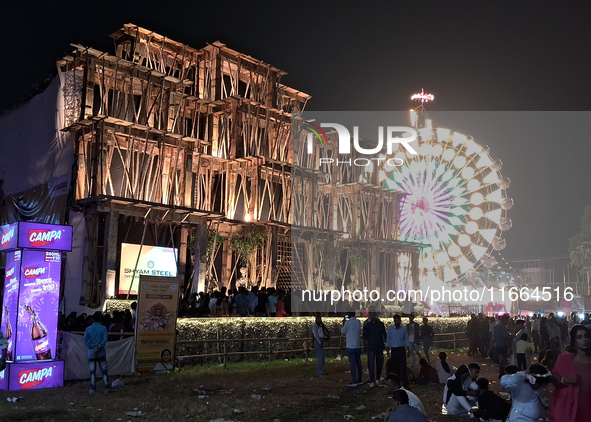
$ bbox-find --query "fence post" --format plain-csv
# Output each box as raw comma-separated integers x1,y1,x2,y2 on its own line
223,340,227,369
305,338,309,361
453,333,457,350
268,339,272,363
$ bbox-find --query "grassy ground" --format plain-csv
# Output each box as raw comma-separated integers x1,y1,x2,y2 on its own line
0,348,538,422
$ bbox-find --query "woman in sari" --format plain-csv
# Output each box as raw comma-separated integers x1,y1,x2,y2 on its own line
549,324,591,422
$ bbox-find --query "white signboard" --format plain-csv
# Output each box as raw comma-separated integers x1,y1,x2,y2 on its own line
118,243,178,295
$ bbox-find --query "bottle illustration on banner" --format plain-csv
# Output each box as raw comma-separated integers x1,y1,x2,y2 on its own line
24,305,52,360
4,306,13,361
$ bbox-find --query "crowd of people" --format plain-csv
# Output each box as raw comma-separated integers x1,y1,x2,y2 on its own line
58,301,137,337
178,286,291,317
313,309,591,422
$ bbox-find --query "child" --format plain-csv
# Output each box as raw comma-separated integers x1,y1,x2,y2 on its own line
515,333,530,371
473,378,511,421
434,351,454,385
500,364,551,422
416,358,439,384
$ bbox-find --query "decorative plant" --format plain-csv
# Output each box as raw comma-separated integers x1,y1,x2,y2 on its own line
229,231,267,285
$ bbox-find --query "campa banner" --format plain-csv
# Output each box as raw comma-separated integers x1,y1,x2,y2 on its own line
0,222,72,252
7,360,64,390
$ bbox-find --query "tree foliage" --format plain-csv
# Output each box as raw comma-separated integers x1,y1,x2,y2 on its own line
569,205,591,271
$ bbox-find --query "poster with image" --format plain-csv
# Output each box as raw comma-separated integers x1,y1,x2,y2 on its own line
135,278,179,371
15,250,61,361
2,250,21,361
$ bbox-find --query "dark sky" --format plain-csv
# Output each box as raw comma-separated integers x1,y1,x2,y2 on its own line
2,1,591,261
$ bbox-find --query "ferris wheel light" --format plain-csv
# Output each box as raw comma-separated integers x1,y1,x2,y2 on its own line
436,251,450,265
476,153,493,168
467,179,481,192
470,207,483,220
501,197,514,210
453,156,467,169
465,221,479,234
448,243,462,257
485,208,502,224
470,192,484,206
470,244,487,260
483,171,500,184
432,144,443,157
444,265,457,282
480,228,497,243
458,256,474,273
465,140,482,156
458,234,471,247
486,189,503,203
442,149,455,161
461,167,475,179
423,255,435,268
452,132,468,147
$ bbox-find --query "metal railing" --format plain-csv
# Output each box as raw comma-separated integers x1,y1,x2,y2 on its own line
176,332,468,368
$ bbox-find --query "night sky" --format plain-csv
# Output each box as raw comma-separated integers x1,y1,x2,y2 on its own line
2,1,591,261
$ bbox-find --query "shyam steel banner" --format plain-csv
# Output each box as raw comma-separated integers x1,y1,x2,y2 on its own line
136,278,179,371
16,250,60,361
119,243,178,295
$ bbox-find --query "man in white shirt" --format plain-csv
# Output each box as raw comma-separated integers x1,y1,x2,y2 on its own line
384,373,425,415
386,314,409,386
341,311,362,387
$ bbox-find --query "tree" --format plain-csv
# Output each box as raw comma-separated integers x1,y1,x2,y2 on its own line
568,205,591,271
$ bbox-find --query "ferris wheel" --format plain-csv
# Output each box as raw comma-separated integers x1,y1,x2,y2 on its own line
382,92,513,284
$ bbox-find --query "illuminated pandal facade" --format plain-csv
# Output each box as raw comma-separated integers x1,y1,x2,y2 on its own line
58,24,419,306
291,128,420,303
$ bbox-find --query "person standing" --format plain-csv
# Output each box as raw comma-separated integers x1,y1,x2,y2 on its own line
467,314,479,357
246,286,259,315
406,315,421,366
341,311,362,387
493,314,510,378
312,314,330,375
233,286,250,317
83,312,111,394
512,319,530,367
479,315,490,358
255,287,269,317
549,324,591,422
267,288,278,317
363,308,387,387
420,317,434,364
386,314,409,387
531,314,541,353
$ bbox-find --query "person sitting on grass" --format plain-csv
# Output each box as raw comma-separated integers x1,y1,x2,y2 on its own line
416,358,439,384
384,374,425,416
443,363,480,416
434,351,454,385
385,389,428,422
500,363,551,422
473,377,511,421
